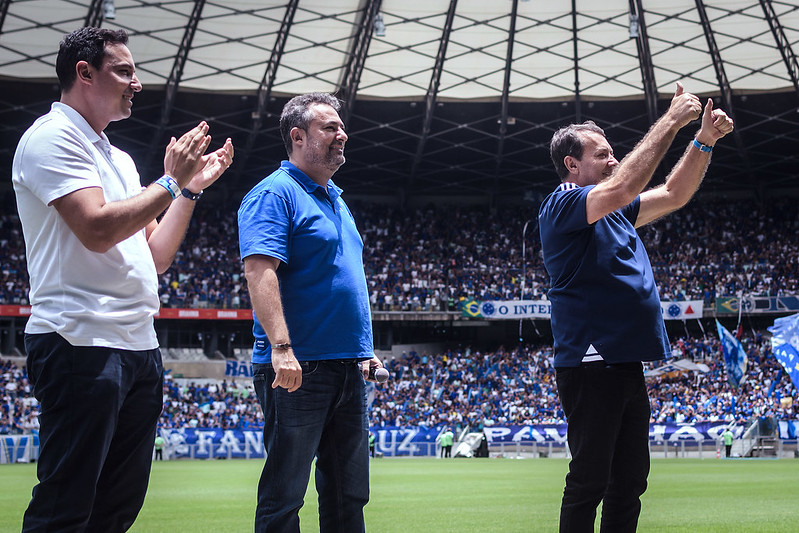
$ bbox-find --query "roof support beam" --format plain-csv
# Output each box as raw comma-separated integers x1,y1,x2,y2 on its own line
629,0,658,123
760,0,799,98
409,0,458,191
84,0,105,28
235,0,299,179
0,0,12,35
571,0,581,122
338,0,382,125
144,0,206,175
694,0,753,193
491,0,519,202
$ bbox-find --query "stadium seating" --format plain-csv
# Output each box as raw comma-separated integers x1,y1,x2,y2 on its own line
2,332,796,434
2,198,797,309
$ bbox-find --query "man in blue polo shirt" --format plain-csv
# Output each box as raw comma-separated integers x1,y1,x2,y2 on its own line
238,92,384,533
539,83,733,533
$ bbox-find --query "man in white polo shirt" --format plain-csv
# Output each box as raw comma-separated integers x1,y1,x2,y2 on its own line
12,27,233,532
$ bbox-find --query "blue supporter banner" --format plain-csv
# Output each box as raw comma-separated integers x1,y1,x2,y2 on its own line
768,313,799,391
224,360,252,378
778,420,798,440
716,320,747,388
158,428,266,459
0,434,38,463
153,423,746,459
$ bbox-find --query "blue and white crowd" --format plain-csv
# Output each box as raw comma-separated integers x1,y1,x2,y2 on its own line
1,197,797,433
2,198,798,310
2,331,796,435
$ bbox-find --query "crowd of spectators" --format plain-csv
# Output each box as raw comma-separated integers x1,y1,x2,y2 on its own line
369,332,797,430
2,193,797,433
0,359,36,434
2,332,796,435
159,377,262,431
1,196,797,310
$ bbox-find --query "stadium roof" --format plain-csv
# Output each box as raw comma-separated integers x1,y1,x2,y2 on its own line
2,0,799,204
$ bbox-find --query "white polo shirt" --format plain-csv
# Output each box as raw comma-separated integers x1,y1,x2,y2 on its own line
12,102,159,350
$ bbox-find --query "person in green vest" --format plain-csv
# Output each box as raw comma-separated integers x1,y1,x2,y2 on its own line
722,428,734,458
368,432,376,458
438,428,454,458
154,435,165,461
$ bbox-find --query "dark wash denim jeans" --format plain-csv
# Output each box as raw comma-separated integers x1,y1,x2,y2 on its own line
252,360,369,533
556,362,650,533
22,332,163,533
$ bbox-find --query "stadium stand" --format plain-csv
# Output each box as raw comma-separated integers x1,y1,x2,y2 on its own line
2,195,798,438
2,198,798,310
2,332,796,435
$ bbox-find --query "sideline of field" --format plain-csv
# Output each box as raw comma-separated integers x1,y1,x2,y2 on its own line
1,458,797,532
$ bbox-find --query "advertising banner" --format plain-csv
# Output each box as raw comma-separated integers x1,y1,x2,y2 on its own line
716,296,799,315
461,299,702,321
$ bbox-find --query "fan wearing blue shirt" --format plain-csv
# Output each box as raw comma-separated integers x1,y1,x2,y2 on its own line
539,83,734,533
238,92,384,533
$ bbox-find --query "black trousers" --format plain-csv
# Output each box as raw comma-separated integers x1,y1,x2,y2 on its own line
22,332,163,533
556,362,650,533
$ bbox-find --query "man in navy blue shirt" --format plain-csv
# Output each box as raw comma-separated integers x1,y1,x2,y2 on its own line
539,83,733,532
238,92,384,533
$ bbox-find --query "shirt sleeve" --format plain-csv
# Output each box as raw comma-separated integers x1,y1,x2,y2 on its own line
541,185,593,234
237,189,292,264
17,119,102,206
620,195,641,225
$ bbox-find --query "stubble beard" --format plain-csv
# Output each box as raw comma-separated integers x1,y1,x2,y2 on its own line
310,141,345,173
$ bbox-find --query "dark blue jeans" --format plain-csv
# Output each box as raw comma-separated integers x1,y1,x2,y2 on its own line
252,360,369,533
556,362,650,533
22,332,163,533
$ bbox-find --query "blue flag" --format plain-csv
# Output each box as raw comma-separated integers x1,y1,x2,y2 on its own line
768,313,799,391
716,320,747,389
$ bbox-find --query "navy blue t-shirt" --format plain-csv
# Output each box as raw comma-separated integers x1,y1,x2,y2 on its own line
538,182,669,368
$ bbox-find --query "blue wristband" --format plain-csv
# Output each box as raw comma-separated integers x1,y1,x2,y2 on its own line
692,138,713,153
155,175,180,199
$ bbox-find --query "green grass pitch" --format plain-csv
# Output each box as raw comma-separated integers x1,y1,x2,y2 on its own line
1,458,798,532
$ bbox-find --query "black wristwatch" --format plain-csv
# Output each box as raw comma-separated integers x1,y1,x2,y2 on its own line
181,188,203,201
271,343,292,351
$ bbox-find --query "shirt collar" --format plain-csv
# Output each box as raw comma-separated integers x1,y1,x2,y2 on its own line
556,181,581,192
280,160,343,202
50,102,111,147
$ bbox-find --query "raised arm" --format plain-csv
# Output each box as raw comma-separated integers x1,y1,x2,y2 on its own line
636,98,734,228
585,83,702,224
147,137,234,272
51,122,211,254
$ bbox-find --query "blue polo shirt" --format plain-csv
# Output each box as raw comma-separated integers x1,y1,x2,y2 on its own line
237,161,373,364
538,182,669,368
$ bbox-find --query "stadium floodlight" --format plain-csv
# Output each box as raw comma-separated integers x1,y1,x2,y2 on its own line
374,13,386,37
103,0,116,20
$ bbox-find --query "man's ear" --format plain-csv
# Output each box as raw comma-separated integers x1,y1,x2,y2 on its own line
76,61,93,83
290,127,304,147
563,155,579,175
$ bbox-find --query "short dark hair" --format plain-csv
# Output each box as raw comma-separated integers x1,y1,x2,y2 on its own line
549,121,607,180
56,27,129,92
279,92,342,156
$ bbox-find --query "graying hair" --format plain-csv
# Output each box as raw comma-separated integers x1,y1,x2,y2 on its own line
279,93,342,156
